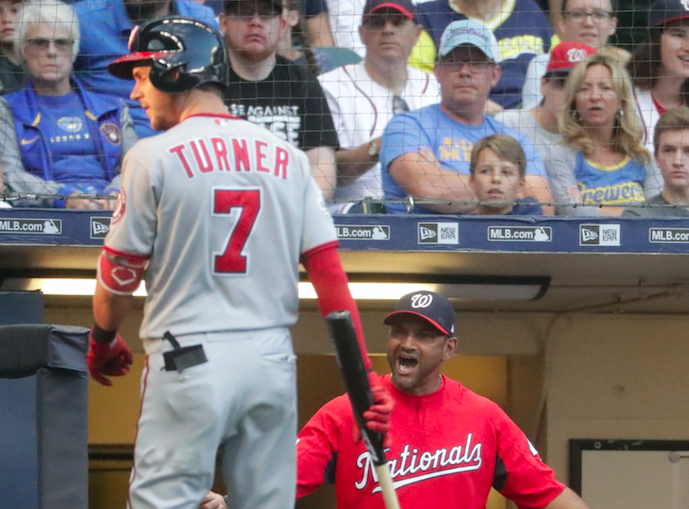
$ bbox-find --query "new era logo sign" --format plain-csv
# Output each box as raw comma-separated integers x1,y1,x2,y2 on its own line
90,217,111,239
418,222,459,244
579,224,621,246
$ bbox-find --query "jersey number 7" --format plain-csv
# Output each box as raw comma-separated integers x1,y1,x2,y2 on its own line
213,188,261,274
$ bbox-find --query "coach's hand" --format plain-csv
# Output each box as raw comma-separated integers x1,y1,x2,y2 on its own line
363,371,394,443
87,331,133,386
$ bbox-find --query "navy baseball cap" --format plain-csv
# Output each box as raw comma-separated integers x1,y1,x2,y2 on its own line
649,0,689,26
383,291,455,336
223,0,283,14
362,0,416,23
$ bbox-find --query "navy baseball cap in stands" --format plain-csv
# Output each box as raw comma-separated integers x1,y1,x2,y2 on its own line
383,291,455,336
223,0,282,14
649,0,689,26
362,0,416,23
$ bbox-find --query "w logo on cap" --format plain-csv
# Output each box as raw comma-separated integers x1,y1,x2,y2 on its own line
410,293,433,308
683,0,689,10
567,47,588,63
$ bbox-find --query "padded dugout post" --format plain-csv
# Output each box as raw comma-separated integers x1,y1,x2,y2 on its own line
0,322,90,509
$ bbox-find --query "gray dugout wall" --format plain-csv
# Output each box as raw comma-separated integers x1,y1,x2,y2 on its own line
0,291,90,509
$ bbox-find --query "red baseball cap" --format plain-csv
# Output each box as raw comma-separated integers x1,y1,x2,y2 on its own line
362,0,416,23
545,41,597,75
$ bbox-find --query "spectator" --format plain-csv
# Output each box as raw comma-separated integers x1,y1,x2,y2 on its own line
0,164,7,207
522,0,620,109
202,290,593,509
470,134,544,215
0,0,137,209
302,0,367,56
73,0,217,138
220,0,340,198
496,42,597,171
380,19,553,215
412,0,556,110
0,0,26,94
628,0,689,160
548,54,661,215
624,107,689,216
279,0,361,76
318,0,440,214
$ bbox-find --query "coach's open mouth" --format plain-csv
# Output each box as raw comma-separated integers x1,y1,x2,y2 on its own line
396,355,418,375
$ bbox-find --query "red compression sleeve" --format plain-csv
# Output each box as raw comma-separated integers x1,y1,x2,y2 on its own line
302,243,372,370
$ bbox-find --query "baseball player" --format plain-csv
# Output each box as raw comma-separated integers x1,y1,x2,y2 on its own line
203,291,593,509
87,16,392,509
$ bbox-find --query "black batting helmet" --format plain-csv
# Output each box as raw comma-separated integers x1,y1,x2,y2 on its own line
107,16,229,94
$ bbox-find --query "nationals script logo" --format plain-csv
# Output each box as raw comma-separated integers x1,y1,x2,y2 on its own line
355,433,482,493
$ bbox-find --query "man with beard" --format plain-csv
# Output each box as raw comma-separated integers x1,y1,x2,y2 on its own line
73,0,217,137
219,0,340,199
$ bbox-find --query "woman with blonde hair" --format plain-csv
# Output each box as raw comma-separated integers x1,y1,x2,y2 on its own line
547,53,662,215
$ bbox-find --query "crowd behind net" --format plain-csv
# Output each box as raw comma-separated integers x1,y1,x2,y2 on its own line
0,0,686,217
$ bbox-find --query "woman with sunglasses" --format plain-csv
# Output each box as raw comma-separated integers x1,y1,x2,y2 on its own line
0,0,136,209
628,0,689,161
548,54,661,215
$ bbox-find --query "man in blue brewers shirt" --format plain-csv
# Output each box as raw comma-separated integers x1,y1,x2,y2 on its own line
380,19,553,215
73,0,217,138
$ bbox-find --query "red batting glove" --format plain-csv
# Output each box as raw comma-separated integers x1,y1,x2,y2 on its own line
362,371,394,445
87,332,133,386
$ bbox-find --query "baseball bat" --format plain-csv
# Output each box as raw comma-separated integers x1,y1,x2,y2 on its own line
326,311,401,509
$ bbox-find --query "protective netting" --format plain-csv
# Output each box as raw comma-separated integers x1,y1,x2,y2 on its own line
1,0,688,218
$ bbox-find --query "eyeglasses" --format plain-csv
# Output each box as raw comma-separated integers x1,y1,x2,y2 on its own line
392,95,409,115
26,38,73,52
224,3,280,19
564,10,614,23
439,60,494,73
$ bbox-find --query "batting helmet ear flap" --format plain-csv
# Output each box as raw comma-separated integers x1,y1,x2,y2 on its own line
150,62,199,93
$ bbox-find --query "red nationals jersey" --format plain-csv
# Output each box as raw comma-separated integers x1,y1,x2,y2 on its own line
297,375,564,509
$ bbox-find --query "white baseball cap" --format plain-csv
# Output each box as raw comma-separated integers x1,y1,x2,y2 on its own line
438,19,500,62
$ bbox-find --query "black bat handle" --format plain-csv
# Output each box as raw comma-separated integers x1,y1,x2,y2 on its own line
326,311,387,466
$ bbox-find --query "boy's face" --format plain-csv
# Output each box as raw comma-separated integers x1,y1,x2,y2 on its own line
470,148,524,206
0,0,21,45
655,129,689,191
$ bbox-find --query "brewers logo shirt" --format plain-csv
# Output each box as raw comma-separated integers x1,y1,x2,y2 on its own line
224,55,340,152
296,375,565,509
415,0,555,109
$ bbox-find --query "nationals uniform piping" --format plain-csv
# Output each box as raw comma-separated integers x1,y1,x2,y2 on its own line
88,16,391,509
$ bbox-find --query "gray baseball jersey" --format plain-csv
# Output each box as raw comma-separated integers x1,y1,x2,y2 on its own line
104,113,337,339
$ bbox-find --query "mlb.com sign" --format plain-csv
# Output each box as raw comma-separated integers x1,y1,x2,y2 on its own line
0,218,62,234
